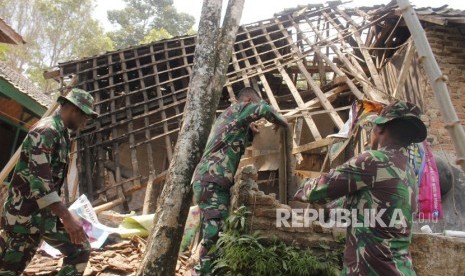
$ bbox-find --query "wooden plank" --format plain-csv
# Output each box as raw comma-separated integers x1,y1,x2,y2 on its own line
393,40,415,98
279,128,288,204
249,24,322,140
120,51,141,189
134,47,156,197
43,69,60,80
273,17,345,129
94,197,126,213
237,39,280,110
231,49,251,87
292,137,336,154
108,54,128,212
180,39,193,76
300,14,369,100
164,42,183,137
153,44,174,161
92,57,106,202
336,9,386,92
297,62,344,128
0,18,25,44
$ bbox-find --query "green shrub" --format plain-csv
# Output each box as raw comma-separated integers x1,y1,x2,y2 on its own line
210,206,343,276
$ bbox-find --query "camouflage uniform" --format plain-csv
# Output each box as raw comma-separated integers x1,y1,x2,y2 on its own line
192,100,287,273
296,101,426,276
0,88,97,275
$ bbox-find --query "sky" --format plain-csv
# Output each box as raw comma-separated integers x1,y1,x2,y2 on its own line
93,0,465,31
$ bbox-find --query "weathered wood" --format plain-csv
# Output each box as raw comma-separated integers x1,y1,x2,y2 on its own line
398,0,465,171
252,23,321,140
279,128,288,204
157,45,174,161
94,197,126,213
237,39,280,110
336,9,386,92
292,137,336,154
393,40,415,98
164,41,183,140
120,52,141,189
294,16,366,100
107,55,128,211
273,17,344,129
138,47,158,215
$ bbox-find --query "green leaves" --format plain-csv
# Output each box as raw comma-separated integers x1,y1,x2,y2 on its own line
210,205,343,276
107,0,195,49
0,0,114,93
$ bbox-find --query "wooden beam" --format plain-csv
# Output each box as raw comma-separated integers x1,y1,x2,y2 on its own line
248,23,322,140
393,40,415,98
292,137,336,154
237,38,280,110
336,9,386,93
300,14,372,101
273,17,344,129
0,18,25,44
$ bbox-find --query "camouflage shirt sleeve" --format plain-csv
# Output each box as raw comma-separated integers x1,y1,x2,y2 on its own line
25,127,62,209
240,101,287,127
308,151,380,204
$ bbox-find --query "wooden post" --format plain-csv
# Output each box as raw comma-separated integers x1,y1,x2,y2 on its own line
279,128,288,204
393,39,415,98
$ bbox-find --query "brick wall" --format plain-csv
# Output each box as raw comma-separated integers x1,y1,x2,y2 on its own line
421,23,465,158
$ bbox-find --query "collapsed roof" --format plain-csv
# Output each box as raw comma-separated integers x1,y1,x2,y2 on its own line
45,1,460,211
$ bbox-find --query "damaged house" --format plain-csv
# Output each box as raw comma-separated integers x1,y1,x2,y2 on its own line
44,1,465,237
0,1,454,275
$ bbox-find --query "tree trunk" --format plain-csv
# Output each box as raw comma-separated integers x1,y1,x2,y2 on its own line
136,0,244,275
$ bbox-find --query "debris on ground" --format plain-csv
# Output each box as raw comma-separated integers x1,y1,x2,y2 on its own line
24,235,195,276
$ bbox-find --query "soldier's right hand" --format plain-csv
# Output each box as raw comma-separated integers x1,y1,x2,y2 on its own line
49,201,88,244
62,213,88,245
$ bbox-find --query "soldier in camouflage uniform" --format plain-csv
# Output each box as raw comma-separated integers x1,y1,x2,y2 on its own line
192,87,288,274
295,101,426,276
0,88,98,276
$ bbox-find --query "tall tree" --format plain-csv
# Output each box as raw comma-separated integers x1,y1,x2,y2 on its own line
0,0,114,94
107,0,195,48
136,0,245,274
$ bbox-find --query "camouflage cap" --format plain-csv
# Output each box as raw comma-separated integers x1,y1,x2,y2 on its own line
369,100,427,143
57,88,98,118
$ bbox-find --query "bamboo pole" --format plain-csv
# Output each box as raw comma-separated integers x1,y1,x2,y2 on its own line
397,0,465,171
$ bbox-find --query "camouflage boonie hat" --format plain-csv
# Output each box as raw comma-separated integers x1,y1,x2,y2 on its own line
58,88,98,118
369,100,427,143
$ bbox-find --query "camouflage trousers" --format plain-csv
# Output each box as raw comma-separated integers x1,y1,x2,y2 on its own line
0,226,90,276
192,181,230,274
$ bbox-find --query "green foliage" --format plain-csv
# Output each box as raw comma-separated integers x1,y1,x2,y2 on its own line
140,28,172,44
0,0,114,93
0,44,9,60
107,0,195,48
210,206,343,276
